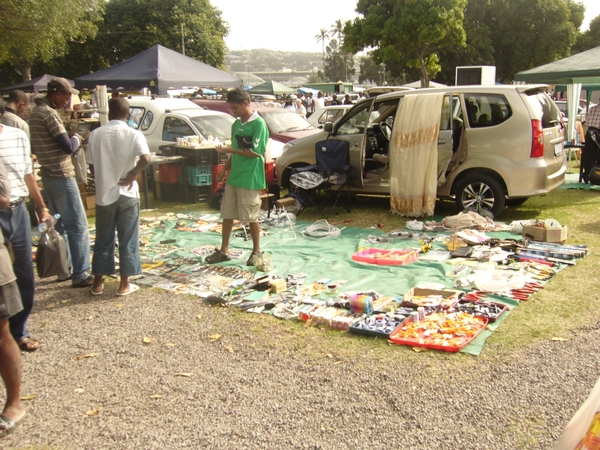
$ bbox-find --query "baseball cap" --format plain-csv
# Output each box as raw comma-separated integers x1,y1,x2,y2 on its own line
47,77,79,95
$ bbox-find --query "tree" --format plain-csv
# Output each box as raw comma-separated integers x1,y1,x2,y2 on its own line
489,0,583,82
0,0,104,80
344,0,467,87
322,39,355,82
330,19,345,44
98,0,229,70
573,14,600,53
436,0,495,85
315,28,329,61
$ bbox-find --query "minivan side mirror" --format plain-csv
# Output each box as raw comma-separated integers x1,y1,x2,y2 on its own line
323,122,333,133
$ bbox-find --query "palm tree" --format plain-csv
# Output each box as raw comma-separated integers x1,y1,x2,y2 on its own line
329,19,344,46
315,28,328,60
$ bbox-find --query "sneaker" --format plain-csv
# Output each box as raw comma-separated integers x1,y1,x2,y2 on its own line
246,251,262,266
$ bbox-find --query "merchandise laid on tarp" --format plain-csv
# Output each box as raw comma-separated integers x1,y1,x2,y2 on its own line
78,211,585,356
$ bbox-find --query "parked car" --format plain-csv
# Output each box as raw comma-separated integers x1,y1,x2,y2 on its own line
126,97,284,160
192,99,320,159
554,100,587,123
276,85,566,217
127,97,234,153
308,105,352,128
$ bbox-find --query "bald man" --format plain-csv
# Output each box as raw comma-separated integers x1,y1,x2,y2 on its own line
86,98,151,296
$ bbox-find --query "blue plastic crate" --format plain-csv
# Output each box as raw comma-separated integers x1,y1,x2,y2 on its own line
187,170,212,186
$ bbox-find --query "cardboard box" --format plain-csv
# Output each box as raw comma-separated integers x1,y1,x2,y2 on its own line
260,193,274,211
275,197,295,208
80,192,96,217
522,224,568,243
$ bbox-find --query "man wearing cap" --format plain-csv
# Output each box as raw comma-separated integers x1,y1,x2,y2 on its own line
29,77,93,288
0,98,52,351
1,90,29,138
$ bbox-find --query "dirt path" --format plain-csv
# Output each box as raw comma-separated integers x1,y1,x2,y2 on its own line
2,276,598,450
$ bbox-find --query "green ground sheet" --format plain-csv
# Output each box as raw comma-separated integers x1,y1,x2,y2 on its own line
559,172,600,190
136,216,540,356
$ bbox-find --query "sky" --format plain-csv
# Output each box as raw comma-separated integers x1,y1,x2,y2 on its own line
210,0,600,53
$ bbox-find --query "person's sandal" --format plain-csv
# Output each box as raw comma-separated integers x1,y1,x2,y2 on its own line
18,337,40,352
246,251,262,266
205,249,231,264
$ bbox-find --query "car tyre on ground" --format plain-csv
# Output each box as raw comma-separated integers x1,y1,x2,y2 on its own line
455,174,505,218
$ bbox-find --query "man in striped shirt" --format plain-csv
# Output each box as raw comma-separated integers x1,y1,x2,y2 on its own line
0,98,52,351
29,78,93,288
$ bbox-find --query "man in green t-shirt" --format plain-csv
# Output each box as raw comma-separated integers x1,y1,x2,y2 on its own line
206,89,269,266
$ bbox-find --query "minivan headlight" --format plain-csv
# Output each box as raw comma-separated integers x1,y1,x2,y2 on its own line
282,142,294,153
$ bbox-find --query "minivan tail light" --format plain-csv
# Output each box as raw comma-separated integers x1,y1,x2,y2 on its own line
531,120,544,158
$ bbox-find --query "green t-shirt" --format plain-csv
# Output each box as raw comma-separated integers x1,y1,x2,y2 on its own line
227,112,268,190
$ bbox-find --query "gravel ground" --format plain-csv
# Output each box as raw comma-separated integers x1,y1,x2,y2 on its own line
1,275,599,450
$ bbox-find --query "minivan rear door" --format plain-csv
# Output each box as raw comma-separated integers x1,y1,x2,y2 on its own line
521,88,565,174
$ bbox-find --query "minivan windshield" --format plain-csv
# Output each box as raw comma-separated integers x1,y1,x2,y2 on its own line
190,114,235,140
259,110,315,133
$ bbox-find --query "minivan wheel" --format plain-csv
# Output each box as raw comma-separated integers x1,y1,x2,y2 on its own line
455,174,505,218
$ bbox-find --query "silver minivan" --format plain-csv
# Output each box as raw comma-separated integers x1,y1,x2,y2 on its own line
276,85,566,217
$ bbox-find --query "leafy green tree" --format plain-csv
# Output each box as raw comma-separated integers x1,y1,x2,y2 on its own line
323,39,355,82
344,0,467,87
490,0,583,82
0,0,104,80
315,29,329,61
573,15,600,53
436,0,495,85
99,0,229,70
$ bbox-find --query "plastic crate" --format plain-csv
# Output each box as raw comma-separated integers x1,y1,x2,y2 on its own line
186,166,212,186
179,148,212,166
187,185,212,204
265,160,276,183
159,182,181,201
158,145,178,156
213,149,229,165
158,164,181,184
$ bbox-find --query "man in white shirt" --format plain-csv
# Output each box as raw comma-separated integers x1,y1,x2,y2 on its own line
0,98,51,352
314,91,325,110
86,98,151,296
295,99,307,118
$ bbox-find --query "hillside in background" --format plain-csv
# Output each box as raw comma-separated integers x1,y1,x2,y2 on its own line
226,49,323,73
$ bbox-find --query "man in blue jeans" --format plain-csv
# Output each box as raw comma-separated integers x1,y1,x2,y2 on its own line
28,78,93,288
86,97,150,296
0,99,52,351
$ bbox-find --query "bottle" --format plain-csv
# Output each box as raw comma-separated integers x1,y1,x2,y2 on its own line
31,214,61,240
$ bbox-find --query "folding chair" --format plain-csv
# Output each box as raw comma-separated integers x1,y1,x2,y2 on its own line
289,140,352,218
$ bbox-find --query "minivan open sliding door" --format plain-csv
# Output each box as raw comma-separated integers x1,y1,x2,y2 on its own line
328,99,374,189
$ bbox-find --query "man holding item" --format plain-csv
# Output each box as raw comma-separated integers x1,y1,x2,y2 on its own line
205,89,268,266
86,98,151,296
0,98,51,351
29,77,93,288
